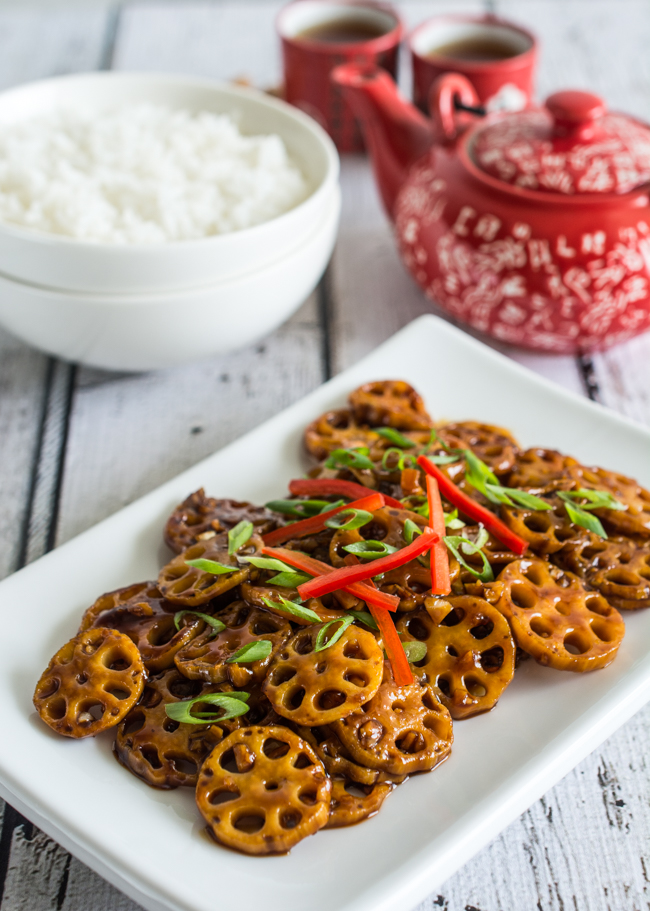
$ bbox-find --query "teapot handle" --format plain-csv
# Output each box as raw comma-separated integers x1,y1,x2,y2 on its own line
429,73,481,141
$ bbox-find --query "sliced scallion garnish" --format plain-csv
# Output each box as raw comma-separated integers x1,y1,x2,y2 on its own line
173,611,225,637
402,641,427,663
265,498,336,518
347,610,379,631
227,520,254,555
185,558,237,575
381,447,416,471
561,488,626,511
266,571,312,588
324,508,373,531
226,640,272,664
403,518,423,544
260,595,321,623
444,508,465,530
372,427,415,449
556,490,616,538
342,540,398,561
164,691,250,725
444,535,494,582
324,448,375,471
314,615,355,652
243,555,294,572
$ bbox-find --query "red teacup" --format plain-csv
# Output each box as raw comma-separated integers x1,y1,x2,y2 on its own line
278,0,404,152
409,14,537,115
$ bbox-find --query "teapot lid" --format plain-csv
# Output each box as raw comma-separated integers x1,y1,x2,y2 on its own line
472,90,650,194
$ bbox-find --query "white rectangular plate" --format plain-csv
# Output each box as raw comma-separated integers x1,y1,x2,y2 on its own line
2,314,650,911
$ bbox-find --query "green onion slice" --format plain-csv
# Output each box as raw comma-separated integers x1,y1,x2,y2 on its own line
557,492,607,538
402,641,427,663
266,499,336,518
381,447,416,471
560,488,626,511
324,448,375,471
226,640,273,664
372,427,415,449
173,611,225,637
324,508,373,531
496,487,552,510
260,595,321,623
403,518,423,544
185,558,237,575
164,691,250,725
242,555,294,572
425,453,462,466
347,610,379,631
444,509,465,530
314,615,355,652
265,571,312,588
444,535,494,582
227,520,254,555
342,540,399,561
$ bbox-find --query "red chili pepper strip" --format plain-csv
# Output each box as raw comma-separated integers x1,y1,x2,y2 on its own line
260,546,400,612
417,455,528,556
262,493,385,547
288,478,403,509
344,555,413,687
367,602,413,687
426,475,451,596
296,530,438,600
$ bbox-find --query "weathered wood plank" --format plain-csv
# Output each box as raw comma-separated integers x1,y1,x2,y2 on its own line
0,9,123,911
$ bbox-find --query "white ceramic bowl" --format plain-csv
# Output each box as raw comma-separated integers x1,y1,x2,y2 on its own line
0,72,339,293
0,186,340,371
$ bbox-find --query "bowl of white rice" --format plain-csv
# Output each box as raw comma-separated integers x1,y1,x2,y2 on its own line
0,72,339,369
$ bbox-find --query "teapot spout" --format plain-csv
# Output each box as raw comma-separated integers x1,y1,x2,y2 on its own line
331,64,434,220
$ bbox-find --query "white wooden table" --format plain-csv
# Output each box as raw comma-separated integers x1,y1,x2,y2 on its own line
1,2,649,909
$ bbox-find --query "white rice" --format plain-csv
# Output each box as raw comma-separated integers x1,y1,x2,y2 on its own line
0,104,310,243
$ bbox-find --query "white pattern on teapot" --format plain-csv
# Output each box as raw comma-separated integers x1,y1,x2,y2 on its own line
395,161,650,352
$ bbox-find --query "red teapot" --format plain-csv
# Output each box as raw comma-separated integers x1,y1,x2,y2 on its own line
332,65,650,352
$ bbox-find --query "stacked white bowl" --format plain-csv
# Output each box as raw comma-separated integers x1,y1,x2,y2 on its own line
0,73,340,370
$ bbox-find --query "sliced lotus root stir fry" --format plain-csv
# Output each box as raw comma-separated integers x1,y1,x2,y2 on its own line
453,525,519,569
557,533,650,610
489,558,625,672
397,596,516,719
174,602,291,687
263,624,384,725
506,448,582,492
34,628,145,738
298,725,380,786
83,582,204,672
304,409,383,462
380,560,433,612
115,668,233,789
332,664,452,776
349,380,433,431
325,777,394,829
240,582,346,625
158,532,262,606
195,726,331,855
576,466,650,538
164,489,281,553
34,376,650,857
438,421,519,478
500,495,579,556
79,581,158,631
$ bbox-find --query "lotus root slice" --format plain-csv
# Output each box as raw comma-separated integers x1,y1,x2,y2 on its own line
34,627,145,738
195,725,330,854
